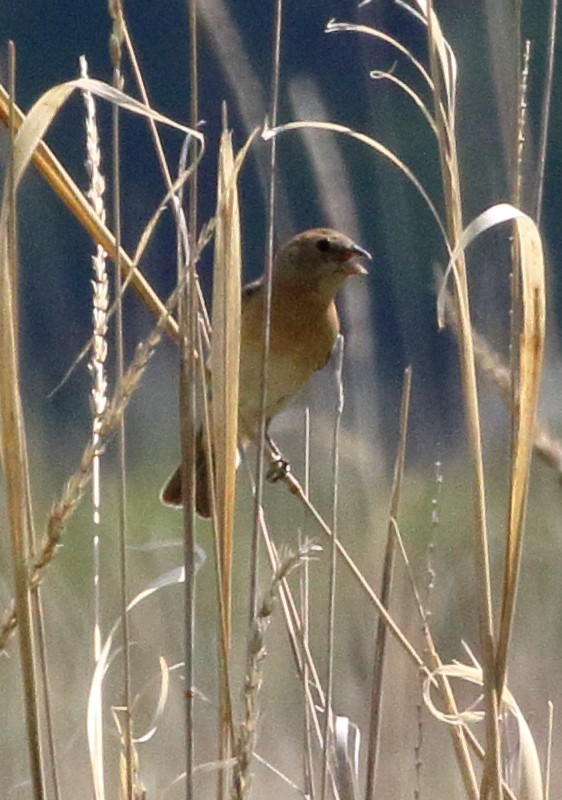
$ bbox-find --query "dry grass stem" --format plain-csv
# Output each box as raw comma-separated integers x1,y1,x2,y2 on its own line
545,701,554,800
247,489,326,730
179,3,199,797
80,56,109,668
514,40,531,209
107,6,135,796
321,335,345,800
0,80,199,343
0,44,45,800
263,119,447,245
0,286,176,651
268,450,425,669
0,180,253,650
211,123,243,641
440,279,562,477
365,366,412,800
0,5,557,800
425,2,501,794
535,0,559,223
496,216,546,696
249,0,284,631
232,542,318,799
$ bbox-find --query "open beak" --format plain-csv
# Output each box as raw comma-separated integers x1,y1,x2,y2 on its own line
342,242,371,276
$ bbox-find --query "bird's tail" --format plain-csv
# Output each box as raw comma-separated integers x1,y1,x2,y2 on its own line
160,428,212,517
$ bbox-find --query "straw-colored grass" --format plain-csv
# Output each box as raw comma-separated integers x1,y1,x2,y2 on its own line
0,3,559,800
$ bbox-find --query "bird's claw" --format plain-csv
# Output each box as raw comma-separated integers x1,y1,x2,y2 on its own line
266,458,291,483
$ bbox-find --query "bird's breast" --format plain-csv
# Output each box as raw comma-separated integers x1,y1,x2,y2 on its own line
237,291,339,434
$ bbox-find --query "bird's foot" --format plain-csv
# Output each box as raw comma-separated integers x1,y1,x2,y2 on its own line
266,457,291,483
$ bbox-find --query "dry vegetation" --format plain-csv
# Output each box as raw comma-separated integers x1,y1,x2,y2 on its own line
0,2,561,799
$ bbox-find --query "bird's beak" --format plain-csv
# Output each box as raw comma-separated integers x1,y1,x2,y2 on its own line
342,242,371,276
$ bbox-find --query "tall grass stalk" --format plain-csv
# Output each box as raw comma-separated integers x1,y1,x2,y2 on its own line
425,2,501,795
0,4,555,798
320,336,345,800
535,0,559,224
233,543,316,798
365,365,412,800
80,53,108,664
0,81,199,342
301,408,315,798
249,0,284,627
1,44,45,800
178,1,199,797
108,3,134,797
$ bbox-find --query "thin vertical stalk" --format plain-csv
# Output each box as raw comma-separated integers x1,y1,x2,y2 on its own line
7,43,18,340
426,4,501,796
181,2,199,799
301,408,315,800
196,320,235,746
80,53,108,667
321,336,345,800
364,366,412,800
513,40,531,211
249,0,283,624
535,0,558,225
3,41,45,800
494,40,531,703
544,701,553,800
261,439,425,668
35,603,61,800
108,4,133,797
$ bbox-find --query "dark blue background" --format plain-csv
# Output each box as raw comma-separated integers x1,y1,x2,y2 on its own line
0,1,560,470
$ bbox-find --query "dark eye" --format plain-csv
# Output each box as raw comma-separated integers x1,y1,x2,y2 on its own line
316,238,331,252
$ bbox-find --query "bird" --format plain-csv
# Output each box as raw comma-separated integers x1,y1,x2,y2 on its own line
160,227,371,517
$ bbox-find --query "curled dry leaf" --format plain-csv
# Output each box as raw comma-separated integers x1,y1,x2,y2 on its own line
423,662,544,800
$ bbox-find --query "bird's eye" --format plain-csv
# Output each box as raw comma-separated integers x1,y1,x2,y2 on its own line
316,238,331,252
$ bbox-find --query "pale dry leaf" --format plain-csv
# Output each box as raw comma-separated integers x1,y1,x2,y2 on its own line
263,119,448,246
424,662,544,800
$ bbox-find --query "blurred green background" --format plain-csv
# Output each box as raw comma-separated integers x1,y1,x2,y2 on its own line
1,1,562,798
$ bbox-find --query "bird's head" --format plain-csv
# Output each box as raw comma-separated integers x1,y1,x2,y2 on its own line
274,228,371,300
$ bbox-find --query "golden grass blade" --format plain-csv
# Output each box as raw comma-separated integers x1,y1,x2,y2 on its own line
438,270,562,478
132,158,198,269
262,120,448,246
423,3,501,791
328,14,456,151
0,281,182,652
437,203,530,329
411,0,458,119
496,215,546,694
211,125,242,630
326,20,434,90
0,82,194,341
370,69,439,135
7,78,201,189
0,49,45,800
209,122,244,795
435,201,545,798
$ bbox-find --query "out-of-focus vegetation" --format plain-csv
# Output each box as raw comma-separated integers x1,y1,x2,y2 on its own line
1,1,562,799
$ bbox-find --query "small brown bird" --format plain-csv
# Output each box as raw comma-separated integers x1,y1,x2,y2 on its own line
161,227,371,516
